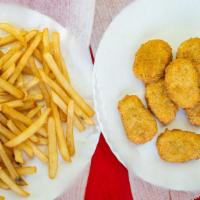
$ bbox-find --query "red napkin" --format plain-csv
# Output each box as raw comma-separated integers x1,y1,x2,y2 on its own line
85,134,133,200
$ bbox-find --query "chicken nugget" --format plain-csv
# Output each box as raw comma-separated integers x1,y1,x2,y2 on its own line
185,102,200,126
145,80,177,124
177,38,200,74
118,95,157,144
133,39,172,84
165,58,199,108
156,129,200,163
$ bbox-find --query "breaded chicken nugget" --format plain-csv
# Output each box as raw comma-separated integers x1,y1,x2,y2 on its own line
157,129,200,163
185,102,200,126
145,80,177,124
133,39,172,84
165,59,199,108
177,38,200,74
118,95,157,144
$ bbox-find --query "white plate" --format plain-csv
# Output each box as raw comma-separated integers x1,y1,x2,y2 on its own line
94,0,200,192
0,3,100,200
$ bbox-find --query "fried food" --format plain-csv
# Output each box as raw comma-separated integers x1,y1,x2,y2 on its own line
185,102,200,126
133,39,172,84
118,95,157,144
156,129,200,163
145,80,177,124
165,58,199,108
177,38,200,74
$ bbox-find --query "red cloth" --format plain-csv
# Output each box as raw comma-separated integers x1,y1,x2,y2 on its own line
85,134,133,200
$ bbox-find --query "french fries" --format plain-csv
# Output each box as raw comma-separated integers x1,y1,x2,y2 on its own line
44,53,95,117
0,23,26,47
6,108,51,147
0,23,95,197
0,77,24,99
0,168,29,196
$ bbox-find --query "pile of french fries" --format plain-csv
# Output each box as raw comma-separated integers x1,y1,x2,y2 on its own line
0,23,95,198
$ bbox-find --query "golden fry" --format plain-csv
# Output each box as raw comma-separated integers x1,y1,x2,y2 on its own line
27,105,42,119
52,32,70,82
48,117,58,178
16,166,37,175
66,100,75,156
13,148,24,164
52,102,71,162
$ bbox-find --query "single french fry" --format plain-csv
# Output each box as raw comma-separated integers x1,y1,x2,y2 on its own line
51,91,85,131
42,28,50,53
16,166,36,175
51,102,70,162
13,148,24,164
0,168,29,196
44,53,94,117
28,56,51,107
1,100,24,108
9,33,42,84
6,108,51,147
1,64,15,81
52,32,70,82
27,93,43,101
0,23,26,47
0,77,24,99
1,50,23,72
48,117,58,179
27,105,42,119
2,105,32,126
66,100,75,156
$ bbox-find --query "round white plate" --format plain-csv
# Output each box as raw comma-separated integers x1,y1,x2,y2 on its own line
0,3,100,200
94,0,200,191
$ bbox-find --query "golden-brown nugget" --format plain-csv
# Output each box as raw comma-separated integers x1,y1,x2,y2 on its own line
157,129,200,163
145,80,177,124
118,95,157,144
185,102,200,126
177,38,200,74
133,39,172,84
165,58,199,108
